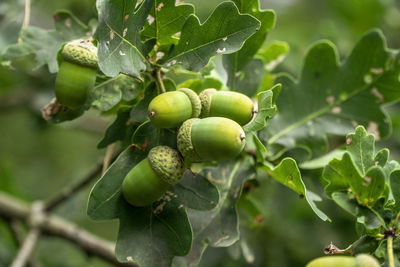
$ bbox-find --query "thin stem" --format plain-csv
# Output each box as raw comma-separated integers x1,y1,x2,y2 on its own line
155,68,166,94
387,236,395,267
18,0,31,43
10,228,40,267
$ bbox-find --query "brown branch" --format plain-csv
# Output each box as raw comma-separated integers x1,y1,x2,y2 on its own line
10,228,40,267
8,219,39,267
44,149,120,211
0,191,137,267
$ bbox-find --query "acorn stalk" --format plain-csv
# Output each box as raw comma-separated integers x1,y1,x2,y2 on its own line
199,88,255,125
55,39,98,109
122,146,185,207
177,117,246,162
148,88,201,128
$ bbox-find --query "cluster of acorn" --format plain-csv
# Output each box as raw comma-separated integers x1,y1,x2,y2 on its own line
53,39,256,208
123,87,255,207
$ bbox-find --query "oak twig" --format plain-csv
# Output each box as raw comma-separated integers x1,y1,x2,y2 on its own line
8,219,38,267
10,228,40,267
0,191,137,267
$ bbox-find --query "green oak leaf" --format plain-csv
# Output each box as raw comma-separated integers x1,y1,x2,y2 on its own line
140,0,194,47
161,1,260,71
332,192,384,231
92,74,143,111
256,40,289,71
131,120,176,152
224,58,265,96
299,149,346,170
223,0,275,93
130,82,158,123
173,159,256,267
261,30,400,158
323,126,386,207
95,0,155,77
116,196,192,266
259,158,330,221
87,147,146,220
390,170,400,212
243,85,278,132
88,146,219,266
172,171,219,211
1,10,90,73
97,106,137,149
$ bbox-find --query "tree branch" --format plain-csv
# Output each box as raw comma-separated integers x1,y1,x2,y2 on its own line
10,228,40,267
8,219,38,267
0,191,137,267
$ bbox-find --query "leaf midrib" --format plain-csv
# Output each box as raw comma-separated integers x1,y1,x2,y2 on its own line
267,73,384,145
166,24,258,62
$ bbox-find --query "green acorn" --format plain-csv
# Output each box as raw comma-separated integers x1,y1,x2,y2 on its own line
199,89,255,125
177,117,246,162
305,254,379,267
55,39,98,109
148,88,201,128
122,146,185,207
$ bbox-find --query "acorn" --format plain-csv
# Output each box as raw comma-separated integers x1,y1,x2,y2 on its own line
177,117,246,162
148,88,201,128
199,89,255,125
305,254,379,267
55,39,98,109
122,146,185,207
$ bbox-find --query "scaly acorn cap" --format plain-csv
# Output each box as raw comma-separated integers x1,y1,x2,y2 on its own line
355,254,379,267
62,39,98,69
199,88,215,117
177,88,202,118
177,119,203,162
148,146,185,185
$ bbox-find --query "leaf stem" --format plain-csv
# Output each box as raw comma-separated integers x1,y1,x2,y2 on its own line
18,0,31,43
387,236,395,267
155,68,166,94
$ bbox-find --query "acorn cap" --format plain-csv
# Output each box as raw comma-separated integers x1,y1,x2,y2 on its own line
177,119,202,162
148,146,185,185
199,88,216,117
355,254,379,267
62,39,98,69
178,88,201,118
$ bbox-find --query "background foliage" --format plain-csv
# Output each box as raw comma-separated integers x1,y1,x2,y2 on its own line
2,0,400,266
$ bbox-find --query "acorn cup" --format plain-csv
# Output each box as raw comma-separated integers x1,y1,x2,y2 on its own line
199,88,255,125
55,39,98,109
122,146,185,207
305,254,380,267
148,88,201,128
177,117,246,162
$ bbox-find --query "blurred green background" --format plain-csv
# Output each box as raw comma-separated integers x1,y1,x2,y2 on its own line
1,0,400,266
